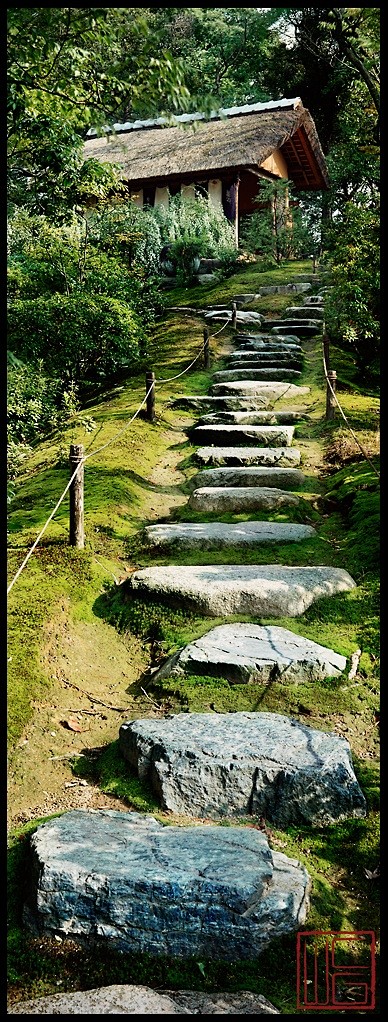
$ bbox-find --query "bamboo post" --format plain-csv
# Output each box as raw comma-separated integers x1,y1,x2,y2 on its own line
203,327,210,368
69,444,84,548
325,370,337,420
146,371,155,422
231,302,237,330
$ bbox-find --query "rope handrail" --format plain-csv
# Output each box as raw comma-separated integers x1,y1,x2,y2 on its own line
322,344,380,480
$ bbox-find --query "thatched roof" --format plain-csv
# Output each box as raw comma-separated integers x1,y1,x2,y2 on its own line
83,98,329,191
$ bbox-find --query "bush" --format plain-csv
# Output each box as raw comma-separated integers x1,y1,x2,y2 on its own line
7,294,142,389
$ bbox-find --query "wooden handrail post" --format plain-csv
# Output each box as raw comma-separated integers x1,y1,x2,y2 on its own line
69,444,84,548
231,302,237,331
325,370,337,420
146,371,155,422
203,327,210,368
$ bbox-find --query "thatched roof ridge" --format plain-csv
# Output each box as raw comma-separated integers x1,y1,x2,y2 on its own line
83,101,329,190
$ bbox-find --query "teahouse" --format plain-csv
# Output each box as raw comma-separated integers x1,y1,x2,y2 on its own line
84,97,329,243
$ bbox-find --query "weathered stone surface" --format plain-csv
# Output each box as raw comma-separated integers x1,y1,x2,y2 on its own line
172,394,301,411
191,467,306,489
228,352,302,365
8,986,191,1015
120,712,366,825
205,310,263,324
9,988,280,1015
259,282,311,295
233,339,302,351
188,486,300,514
126,563,356,618
270,322,321,336
196,410,302,425
194,446,301,467
211,369,302,383
303,294,324,305
228,361,301,374
190,424,295,446
23,809,311,959
142,521,315,551
284,306,324,320
166,990,280,1013
151,623,347,685
210,381,309,400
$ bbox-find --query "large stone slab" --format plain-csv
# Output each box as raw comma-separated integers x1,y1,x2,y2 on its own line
190,424,295,446
211,368,302,383
151,623,347,685
270,322,321,336
285,305,324,319
23,809,311,959
196,410,303,425
172,395,301,411
304,294,324,305
191,467,306,489
188,486,300,514
120,712,366,826
228,352,302,365
210,381,309,400
9,988,280,1015
258,283,311,295
194,447,301,467
235,333,302,347
126,563,356,617
205,310,263,324
8,986,191,1015
142,521,315,551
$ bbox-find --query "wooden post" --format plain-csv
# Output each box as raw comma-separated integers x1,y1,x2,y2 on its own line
231,303,237,331
69,444,84,548
146,371,155,422
323,332,330,373
325,370,337,420
203,327,210,368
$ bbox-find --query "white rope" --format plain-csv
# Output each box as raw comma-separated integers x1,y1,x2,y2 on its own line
322,345,380,480
155,343,205,385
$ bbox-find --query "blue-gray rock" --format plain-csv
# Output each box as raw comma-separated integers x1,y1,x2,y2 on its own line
190,466,305,489
23,809,311,959
126,563,356,617
120,712,367,826
141,521,315,551
211,369,302,383
188,486,300,514
210,381,310,400
196,410,303,425
190,424,295,446
194,446,301,467
151,623,347,685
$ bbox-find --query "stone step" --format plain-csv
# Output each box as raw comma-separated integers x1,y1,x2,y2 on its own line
269,321,322,336
9,988,280,1015
235,332,302,345
304,294,324,306
205,310,263,324
229,350,303,362
285,305,324,319
189,425,295,446
196,410,303,425
194,446,301,467
151,623,347,685
210,381,310,401
23,809,310,960
235,337,302,351
120,711,366,825
171,395,304,411
256,282,312,296
126,563,356,618
188,486,301,513
191,467,306,489
228,359,302,372
211,368,302,383
142,521,315,551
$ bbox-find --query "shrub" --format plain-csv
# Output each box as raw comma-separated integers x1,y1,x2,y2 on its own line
7,294,142,389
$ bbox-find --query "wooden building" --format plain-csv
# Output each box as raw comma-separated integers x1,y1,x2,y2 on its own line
83,97,329,243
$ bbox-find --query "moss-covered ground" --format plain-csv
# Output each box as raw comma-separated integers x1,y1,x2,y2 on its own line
7,259,380,1012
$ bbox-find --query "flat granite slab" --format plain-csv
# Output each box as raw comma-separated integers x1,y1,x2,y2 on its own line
205,310,263,324
210,381,310,400
23,809,310,960
151,623,347,685
126,563,356,617
142,521,315,551
235,333,302,346
270,322,321,336
120,712,366,826
191,467,306,489
190,425,295,446
196,410,303,425
228,354,302,367
211,369,302,383
285,305,324,319
188,486,301,513
8,988,280,1015
194,446,301,467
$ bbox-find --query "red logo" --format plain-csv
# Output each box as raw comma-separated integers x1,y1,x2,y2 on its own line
297,931,376,1010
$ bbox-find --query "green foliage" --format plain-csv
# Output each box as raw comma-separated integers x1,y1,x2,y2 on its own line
7,359,78,484
154,194,238,280
7,294,141,389
240,180,311,265
324,201,380,380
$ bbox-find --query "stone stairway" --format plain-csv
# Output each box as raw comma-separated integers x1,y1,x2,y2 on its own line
22,277,364,973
